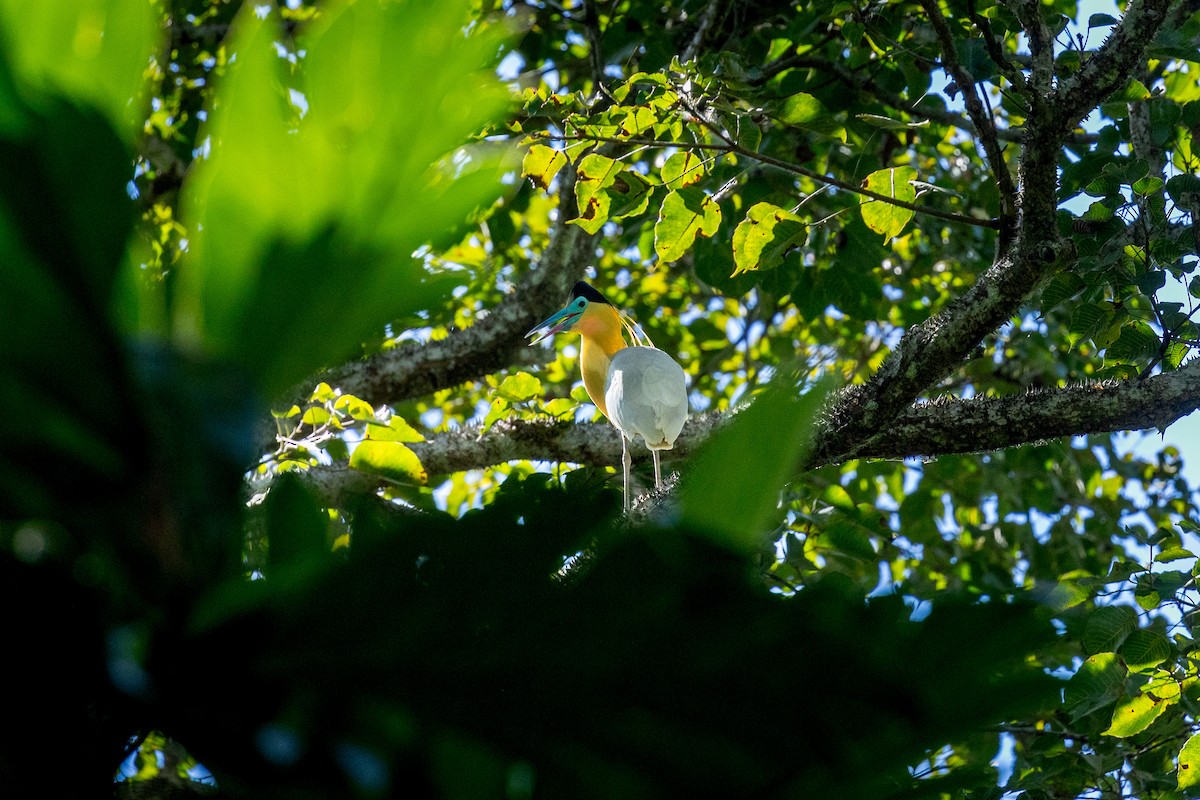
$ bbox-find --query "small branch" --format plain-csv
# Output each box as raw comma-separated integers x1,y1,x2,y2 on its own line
532,132,1001,230
920,0,1017,232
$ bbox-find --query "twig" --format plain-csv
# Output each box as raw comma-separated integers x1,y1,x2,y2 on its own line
532,131,1001,230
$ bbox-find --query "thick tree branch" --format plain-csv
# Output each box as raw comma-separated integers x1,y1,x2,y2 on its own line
1052,0,1175,134
286,363,1200,506
808,360,1200,466
809,233,1074,466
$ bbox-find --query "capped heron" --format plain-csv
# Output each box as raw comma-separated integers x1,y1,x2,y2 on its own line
527,281,688,512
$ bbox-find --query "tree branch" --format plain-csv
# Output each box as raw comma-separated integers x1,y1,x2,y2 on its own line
534,132,1001,230
285,362,1200,507
920,0,1018,230
1052,0,1175,134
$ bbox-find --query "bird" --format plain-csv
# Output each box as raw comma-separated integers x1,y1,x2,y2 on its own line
526,281,688,512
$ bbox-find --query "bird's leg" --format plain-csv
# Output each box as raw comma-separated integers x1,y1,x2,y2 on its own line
652,450,662,490
622,435,632,513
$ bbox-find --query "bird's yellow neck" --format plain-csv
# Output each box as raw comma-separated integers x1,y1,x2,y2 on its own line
576,304,626,420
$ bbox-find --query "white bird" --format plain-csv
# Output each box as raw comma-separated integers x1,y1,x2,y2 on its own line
527,281,688,512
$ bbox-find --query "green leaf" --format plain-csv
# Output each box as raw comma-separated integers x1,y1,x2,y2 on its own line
0,0,161,136
496,372,544,402
654,188,722,263
856,114,930,131
1103,692,1168,738
774,92,825,126
771,92,842,138
349,440,427,485
176,0,513,396
731,202,807,275
1040,272,1086,312
363,417,425,443
573,152,623,234
1038,580,1089,612
859,166,918,239
1132,176,1164,195
1122,628,1172,671
608,170,654,220
1106,321,1159,362
1167,173,1200,207
1064,652,1127,719
680,378,835,551
1083,606,1138,654
522,144,567,191
1179,733,1200,790
1088,13,1119,27
661,151,705,189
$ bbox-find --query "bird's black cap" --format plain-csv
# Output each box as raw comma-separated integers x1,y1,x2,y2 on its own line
571,281,611,305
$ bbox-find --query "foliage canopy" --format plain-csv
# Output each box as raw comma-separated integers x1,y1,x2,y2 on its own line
3,0,1200,798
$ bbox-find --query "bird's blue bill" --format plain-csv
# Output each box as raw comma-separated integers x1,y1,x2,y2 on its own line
525,305,583,345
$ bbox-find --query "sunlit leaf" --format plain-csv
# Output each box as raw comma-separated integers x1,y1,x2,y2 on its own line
731,202,807,276
1064,652,1126,719
573,152,623,233
496,372,543,402
654,188,721,263
859,166,917,239
523,144,567,191
1180,733,1200,790
1103,692,1168,738
661,151,705,190
349,440,427,484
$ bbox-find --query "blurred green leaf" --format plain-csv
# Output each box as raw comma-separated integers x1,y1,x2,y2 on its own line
0,0,161,135
680,378,834,550
177,0,514,396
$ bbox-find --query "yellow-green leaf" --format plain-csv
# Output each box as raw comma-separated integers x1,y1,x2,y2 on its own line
334,394,377,421
732,202,807,275
364,416,425,443
496,372,543,402
349,440,427,484
1104,692,1169,737
655,188,721,263
1180,732,1200,790
572,152,623,234
522,144,567,191
859,166,917,239
661,151,705,189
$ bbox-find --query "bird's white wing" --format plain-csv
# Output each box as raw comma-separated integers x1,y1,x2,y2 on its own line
606,347,688,450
